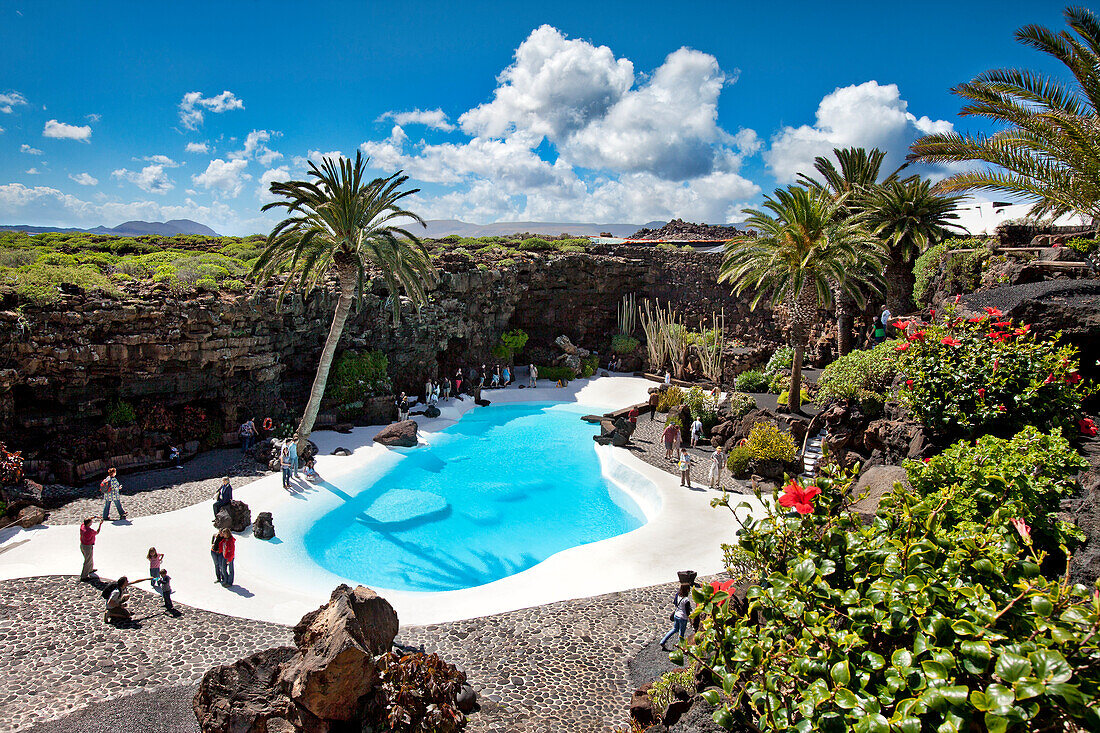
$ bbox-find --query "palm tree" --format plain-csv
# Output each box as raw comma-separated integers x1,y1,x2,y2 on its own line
252,151,435,452
799,147,892,354
865,177,963,314
909,6,1100,225
720,185,884,411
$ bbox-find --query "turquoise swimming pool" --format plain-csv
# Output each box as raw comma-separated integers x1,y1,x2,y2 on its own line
304,402,646,592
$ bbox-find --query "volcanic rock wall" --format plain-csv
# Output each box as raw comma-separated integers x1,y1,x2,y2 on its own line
0,247,788,473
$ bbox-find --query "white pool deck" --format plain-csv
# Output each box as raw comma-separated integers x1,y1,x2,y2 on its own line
0,375,765,626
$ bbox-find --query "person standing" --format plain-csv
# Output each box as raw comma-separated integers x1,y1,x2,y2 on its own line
502,365,511,385
146,547,164,580
239,418,256,453
678,448,694,488
280,443,293,490
219,528,236,587
660,584,694,650
455,368,464,394
648,390,661,420
213,477,233,517
153,569,175,614
441,376,451,401
79,517,103,580
99,468,127,521
211,530,226,584
690,417,704,448
709,447,726,489
528,364,538,388
396,392,409,421
663,421,680,461
288,436,299,478
664,370,672,386
168,444,182,469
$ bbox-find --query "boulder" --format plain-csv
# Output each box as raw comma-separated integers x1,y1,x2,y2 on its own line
253,511,275,540
372,420,418,448
331,447,352,456
280,585,399,721
193,646,325,733
14,505,48,528
630,683,659,727
0,478,44,506
667,696,741,732
849,465,909,523
215,500,251,532
456,683,477,713
863,419,929,462
661,683,693,727
424,405,441,419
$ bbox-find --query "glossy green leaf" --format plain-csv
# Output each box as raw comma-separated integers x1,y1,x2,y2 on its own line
994,652,1031,683
831,661,851,686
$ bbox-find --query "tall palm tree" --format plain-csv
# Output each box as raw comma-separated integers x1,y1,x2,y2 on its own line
865,177,963,314
909,6,1100,224
252,151,435,451
799,147,892,354
720,185,884,411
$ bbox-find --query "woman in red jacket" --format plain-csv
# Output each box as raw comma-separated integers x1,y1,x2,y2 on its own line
218,528,236,587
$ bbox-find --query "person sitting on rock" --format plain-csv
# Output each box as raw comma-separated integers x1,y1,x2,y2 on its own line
168,444,182,469
213,477,232,518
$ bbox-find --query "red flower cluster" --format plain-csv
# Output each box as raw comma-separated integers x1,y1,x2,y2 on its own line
778,480,821,515
908,330,926,342
941,337,961,347
984,306,1004,318
977,388,986,399
1080,417,1097,437
894,343,910,353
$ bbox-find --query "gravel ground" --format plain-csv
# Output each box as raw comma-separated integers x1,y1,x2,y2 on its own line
45,450,267,526
960,279,1100,314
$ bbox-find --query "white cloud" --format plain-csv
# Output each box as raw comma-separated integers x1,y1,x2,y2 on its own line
178,90,244,130
292,150,347,169
764,81,954,183
43,119,92,141
142,154,180,167
112,164,174,194
257,165,290,201
230,129,283,166
20,144,43,155
85,113,101,123
0,91,28,114
185,141,209,154
69,172,98,186
379,108,455,132
25,167,41,175
191,158,251,197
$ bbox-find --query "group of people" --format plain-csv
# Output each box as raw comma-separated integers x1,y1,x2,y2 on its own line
655,408,727,491
392,364,544,419
237,416,279,454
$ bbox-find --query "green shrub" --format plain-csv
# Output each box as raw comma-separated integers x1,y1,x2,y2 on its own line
105,400,137,427
725,445,752,477
913,238,991,305
764,345,793,376
649,666,698,714
898,305,1085,440
682,471,1100,733
776,388,812,407
818,339,901,403
365,651,468,733
734,369,769,393
611,333,639,354
743,422,797,463
725,391,755,418
684,385,719,431
768,372,789,395
913,240,946,305
899,426,1088,556
1066,236,1099,255
535,365,573,383
326,350,391,402
656,386,684,412
580,354,599,378
11,263,123,305
223,278,246,292
721,544,761,580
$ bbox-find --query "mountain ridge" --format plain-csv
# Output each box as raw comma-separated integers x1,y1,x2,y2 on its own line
0,219,219,237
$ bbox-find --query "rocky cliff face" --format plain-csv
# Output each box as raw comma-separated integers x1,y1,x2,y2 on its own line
0,247,789,476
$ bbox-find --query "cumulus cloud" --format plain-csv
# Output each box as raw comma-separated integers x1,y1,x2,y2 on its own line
43,119,92,141
257,165,290,201
230,129,282,166
20,144,43,155
191,158,251,197
185,141,209,154
69,172,98,186
112,164,174,194
764,81,954,183
142,154,180,167
86,113,101,123
25,167,41,175
0,91,28,114
178,90,244,130
379,108,455,132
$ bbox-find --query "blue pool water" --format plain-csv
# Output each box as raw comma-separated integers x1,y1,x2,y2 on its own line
304,402,646,592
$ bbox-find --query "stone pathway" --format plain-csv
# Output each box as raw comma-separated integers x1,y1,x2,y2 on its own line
625,416,753,495
44,450,267,526
3,574,695,733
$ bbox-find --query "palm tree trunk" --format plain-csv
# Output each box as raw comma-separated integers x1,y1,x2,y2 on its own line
296,265,357,453
885,249,915,315
787,282,817,412
836,292,856,357
788,345,805,412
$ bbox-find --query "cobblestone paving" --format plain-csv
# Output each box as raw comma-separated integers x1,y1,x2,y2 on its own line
626,414,755,495
45,450,267,526
2,575,696,733
0,576,290,732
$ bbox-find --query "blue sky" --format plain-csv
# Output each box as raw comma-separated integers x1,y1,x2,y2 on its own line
0,0,1071,235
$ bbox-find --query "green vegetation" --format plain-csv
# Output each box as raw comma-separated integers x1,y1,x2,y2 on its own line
326,350,391,403
492,328,529,362
686,468,1100,732
366,651,468,733
725,445,753,477
656,386,684,412
912,238,992,304
776,388,812,407
535,365,574,384
648,666,698,715
817,339,901,405
734,369,769,393
432,233,591,255
898,306,1085,440
610,333,639,355
683,386,720,431
725,391,755,419
763,346,793,376
580,354,599,378
743,421,798,463
104,399,137,427
1067,237,1099,256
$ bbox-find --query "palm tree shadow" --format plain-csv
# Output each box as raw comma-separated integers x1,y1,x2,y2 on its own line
369,529,536,589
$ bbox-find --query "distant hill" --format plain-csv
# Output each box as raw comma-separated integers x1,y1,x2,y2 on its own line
420,220,657,238
0,219,219,237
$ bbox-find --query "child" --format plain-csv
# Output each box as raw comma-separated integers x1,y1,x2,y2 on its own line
153,568,175,613
303,456,318,481
147,547,164,579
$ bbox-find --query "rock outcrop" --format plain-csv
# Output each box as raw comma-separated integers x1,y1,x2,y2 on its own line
253,511,275,540
372,420,418,448
214,500,251,533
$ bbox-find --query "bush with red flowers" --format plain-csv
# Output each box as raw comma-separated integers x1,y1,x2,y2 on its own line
0,442,23,486
897,306,1086,440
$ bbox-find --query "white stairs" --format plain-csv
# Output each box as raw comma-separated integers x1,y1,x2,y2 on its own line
801,431,824,479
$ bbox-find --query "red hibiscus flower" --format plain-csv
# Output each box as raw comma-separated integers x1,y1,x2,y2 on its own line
930,309,936,318
941,337,961,346
894,343,910,353
994,321,1012,329
978,388,986,399
1015,325,1030,336
908,330,926,342
1043,373,1057,385
997,404,1007,412
1079,417,1097,437
984,306,1003,318
710,578,737,607
953,294,962,304
1010,518,1032,545
968,315,986,323
1067,372,1082,385
778,480,821,515
893,319,911,331
905,379,914,389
